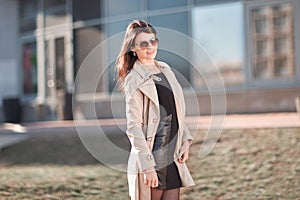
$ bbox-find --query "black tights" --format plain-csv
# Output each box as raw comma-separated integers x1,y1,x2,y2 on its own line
151,188,180,200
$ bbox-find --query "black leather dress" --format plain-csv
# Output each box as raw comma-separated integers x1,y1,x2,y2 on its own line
152,72,182,190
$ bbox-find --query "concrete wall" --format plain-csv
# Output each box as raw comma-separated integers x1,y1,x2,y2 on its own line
192,87,300,115
73,87,299,121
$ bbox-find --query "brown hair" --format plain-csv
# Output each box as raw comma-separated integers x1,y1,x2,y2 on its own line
116,20,157,91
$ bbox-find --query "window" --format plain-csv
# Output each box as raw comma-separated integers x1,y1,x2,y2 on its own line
20,0,38,32
257,40,267,56
73,0,101,21
73,25,104,93
104,0,142,17
22,42,37,95
105,19,133,93
192,1,245,89
103,1,193,92
148,0,187,10
149,12,190,87
44,0,67,27
249,1,295,80
55,38,66,90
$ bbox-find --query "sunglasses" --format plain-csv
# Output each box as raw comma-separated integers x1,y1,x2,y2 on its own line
135,37,159,49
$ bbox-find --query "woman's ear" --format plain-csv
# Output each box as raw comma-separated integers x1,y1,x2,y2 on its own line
130,46,136,52
130,47,137,56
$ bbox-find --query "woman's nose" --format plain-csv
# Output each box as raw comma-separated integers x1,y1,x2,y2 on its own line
147,43,156,49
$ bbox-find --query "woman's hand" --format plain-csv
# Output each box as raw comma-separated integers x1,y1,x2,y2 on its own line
178,141,190,163
143,166,158,187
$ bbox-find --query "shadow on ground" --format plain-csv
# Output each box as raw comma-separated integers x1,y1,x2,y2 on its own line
0,126,131,166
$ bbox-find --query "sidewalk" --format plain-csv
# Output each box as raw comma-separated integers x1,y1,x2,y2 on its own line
188,112,300,130
1,112,298,131
0,112,299,151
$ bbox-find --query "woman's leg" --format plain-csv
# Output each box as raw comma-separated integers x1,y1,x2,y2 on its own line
162,188,180,200
151,188,164,200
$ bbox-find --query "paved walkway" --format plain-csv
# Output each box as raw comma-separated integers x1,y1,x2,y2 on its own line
3,112,297,130
188,112,300,130
0,112,299,151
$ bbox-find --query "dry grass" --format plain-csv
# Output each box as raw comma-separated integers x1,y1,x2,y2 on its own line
185,128,300,200
0,165,127,199
0,127,299,199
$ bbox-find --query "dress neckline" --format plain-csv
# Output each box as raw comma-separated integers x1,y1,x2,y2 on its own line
152,72,164,82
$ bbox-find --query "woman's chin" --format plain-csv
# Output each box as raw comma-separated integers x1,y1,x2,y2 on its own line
147,53,157,59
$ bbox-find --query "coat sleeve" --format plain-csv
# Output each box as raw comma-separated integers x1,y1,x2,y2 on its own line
182,122,194,144
124,75,156,172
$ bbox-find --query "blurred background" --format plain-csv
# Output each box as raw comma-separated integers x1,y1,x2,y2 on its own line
1,1,300,199
1,0,300,123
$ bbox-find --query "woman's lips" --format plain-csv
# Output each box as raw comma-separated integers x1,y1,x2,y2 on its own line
147,50,155,55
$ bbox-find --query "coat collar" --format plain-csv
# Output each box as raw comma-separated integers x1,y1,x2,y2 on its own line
131,60,162,108
131,60,183,120
132,60,166,80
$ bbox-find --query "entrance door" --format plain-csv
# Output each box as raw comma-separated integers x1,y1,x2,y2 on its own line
45,36,68,120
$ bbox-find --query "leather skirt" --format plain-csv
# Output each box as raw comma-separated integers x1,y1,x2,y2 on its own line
152,114,182,190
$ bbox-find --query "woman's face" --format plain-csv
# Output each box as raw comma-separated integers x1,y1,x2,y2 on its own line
132,32,158,63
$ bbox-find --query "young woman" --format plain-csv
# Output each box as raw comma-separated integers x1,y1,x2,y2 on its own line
116,20,195,200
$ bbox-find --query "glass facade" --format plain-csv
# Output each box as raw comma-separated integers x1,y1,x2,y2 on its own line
73,25,104,93
191,1,245,89
20,0,38,32
73,0,101,21
148,0,187,10
149,11,190,87
250,2,295,80
104,0,143,17
44,0,67,27
18,0,300,99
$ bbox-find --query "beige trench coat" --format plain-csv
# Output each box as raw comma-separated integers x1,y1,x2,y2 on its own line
124,60,195,200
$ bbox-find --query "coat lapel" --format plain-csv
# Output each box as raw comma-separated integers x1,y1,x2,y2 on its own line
132,60,184,119
159,63,183,120
132,61,160,107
